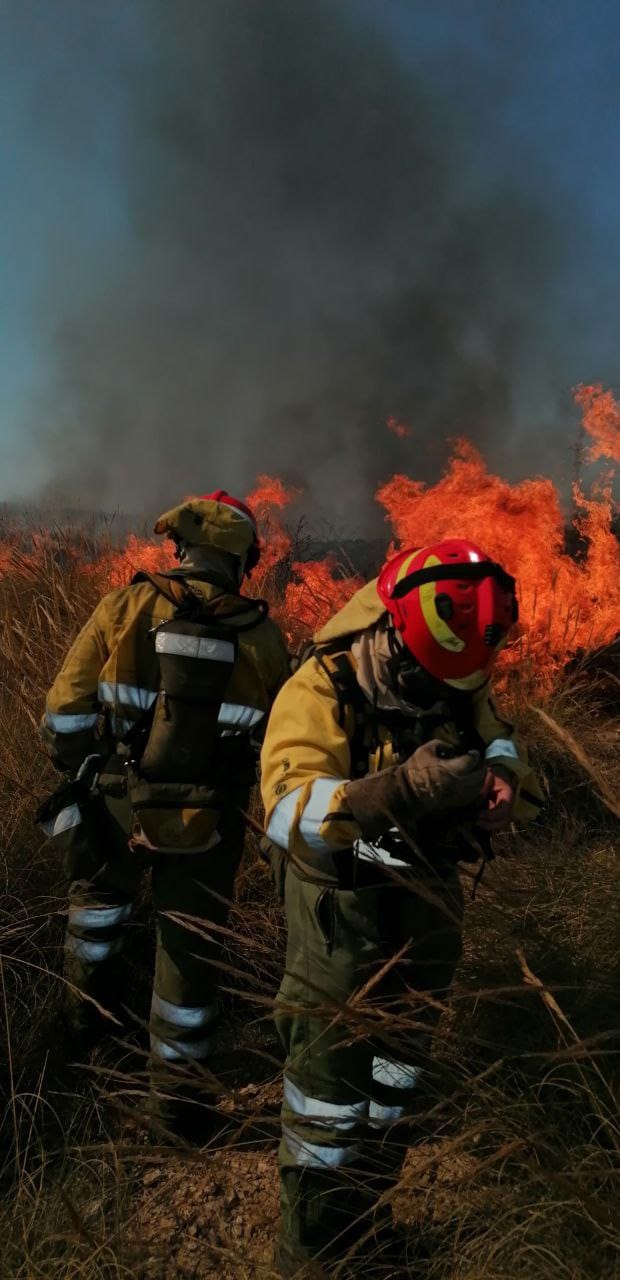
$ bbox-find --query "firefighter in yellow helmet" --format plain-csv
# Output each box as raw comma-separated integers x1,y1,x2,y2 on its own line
260,539,543,1276
40,491,289,1135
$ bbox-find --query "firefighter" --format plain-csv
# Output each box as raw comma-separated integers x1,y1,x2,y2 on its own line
261,540,543,1276
40,491,289,1134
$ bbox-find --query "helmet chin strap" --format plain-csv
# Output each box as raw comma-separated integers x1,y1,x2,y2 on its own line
386,622,465,707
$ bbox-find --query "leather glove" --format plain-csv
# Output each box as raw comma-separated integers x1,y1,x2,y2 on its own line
344,739,490,841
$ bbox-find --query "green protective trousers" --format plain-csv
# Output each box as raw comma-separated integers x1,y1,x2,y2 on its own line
275,860,464,1268
62,773,249,1127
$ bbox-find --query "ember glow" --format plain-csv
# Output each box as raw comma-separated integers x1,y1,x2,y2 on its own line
386,416,412,440
0,390,617,689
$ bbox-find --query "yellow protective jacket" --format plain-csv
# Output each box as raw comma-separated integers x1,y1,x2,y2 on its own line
42,573,290,773
261,579,542,869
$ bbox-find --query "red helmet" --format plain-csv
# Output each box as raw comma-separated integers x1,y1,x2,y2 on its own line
377,539,518,690
199,490,261,569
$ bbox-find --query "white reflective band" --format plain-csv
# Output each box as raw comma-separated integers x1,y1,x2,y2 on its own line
267,788,302,849
155,632,236,662
485,738,519,762
284,1078,368,1130
150,1034,212,1061
42,804,82,839
372,1057,421,1090
217,703,264,729
267,778,345,853
65,934,124,962
151,993,218,1029
282,1127,361,1169
98,681,157,710
44,710,99,733
223,503,255,530
355,838,410,868
369,1101,406,1128
69,903,132,930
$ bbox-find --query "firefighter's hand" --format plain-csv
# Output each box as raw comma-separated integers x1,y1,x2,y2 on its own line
476,766,515,831
403,740,492,815
345,741,491,841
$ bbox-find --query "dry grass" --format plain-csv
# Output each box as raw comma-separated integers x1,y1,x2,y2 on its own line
0,531,618,1278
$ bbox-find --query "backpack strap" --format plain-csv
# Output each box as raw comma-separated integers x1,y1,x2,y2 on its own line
132,570,198,610
132,570,269,630
309,639,486,777
313,643,377,778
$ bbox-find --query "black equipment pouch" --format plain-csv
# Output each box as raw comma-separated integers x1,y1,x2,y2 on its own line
35,755,102,879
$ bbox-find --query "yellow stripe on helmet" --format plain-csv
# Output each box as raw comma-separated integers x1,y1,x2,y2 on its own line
394,549,422,587
443,668,489,691
418,554,465,653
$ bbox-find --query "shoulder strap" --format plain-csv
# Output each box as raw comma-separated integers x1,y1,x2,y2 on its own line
312,644,373,777
132,570,196,609
132,569,269,630
315,648,365,724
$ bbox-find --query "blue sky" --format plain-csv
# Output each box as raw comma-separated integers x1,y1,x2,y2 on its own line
1,0,619,504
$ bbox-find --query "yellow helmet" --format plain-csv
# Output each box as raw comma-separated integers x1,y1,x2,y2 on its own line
154,491,259,563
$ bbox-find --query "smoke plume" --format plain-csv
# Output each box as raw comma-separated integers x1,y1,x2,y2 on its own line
36,0,576,531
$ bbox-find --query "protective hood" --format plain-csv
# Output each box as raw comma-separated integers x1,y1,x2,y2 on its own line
314,578,386,644
154,497,256,559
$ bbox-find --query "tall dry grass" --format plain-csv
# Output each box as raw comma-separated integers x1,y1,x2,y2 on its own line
0,530,618,1278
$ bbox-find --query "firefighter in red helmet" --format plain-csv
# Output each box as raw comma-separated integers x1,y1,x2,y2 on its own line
261,539,542,1276
40,491,289,1135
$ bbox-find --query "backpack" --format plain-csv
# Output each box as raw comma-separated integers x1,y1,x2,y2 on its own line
126,572,268,854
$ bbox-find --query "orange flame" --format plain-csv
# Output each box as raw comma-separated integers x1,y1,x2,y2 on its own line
244,474,300,574
1,388,617,690
574,383,620,463
377,434,619,684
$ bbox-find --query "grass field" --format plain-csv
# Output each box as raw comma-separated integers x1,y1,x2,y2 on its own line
0,529,618,1279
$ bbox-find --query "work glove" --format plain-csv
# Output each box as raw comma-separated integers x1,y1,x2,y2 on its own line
344,739,490,842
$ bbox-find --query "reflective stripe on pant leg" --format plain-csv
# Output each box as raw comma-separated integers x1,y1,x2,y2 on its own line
369,1053,422,1130
282,1075,368,1169
149,991,218,1063
66,900,132,964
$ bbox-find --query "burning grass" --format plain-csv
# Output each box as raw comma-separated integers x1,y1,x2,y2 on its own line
0,397,619,1277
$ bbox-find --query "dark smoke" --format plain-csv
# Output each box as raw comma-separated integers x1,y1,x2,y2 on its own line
37,0,573,532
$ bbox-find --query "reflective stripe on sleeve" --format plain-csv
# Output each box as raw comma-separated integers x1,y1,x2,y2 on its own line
98,682,158,710
372,1057,421,1090
282,1126,361,1169
68,903,132,930
151,993,218,1029
217,703,264,729
284,1077,368,1131
155,632,236,662
485,738,519,762
150,1034,212,1062
65,934,124,962
267,778,345,852
44,710,99,733
42,804,82,839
